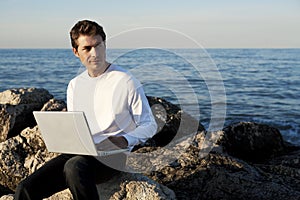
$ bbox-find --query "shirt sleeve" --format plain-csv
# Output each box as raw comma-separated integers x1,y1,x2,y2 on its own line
123,134,140,147
121,82,157,147
66,80,74,111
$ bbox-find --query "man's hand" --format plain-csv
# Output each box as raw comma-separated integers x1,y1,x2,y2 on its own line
96,136,128,151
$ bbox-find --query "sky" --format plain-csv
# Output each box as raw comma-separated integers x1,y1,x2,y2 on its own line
0,0,299,48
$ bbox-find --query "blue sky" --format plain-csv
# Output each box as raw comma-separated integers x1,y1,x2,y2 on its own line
0,0,299,48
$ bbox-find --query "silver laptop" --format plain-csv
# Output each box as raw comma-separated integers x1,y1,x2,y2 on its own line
33,111,129,156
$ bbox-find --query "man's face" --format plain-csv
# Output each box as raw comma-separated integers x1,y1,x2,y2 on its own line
73,34,106,76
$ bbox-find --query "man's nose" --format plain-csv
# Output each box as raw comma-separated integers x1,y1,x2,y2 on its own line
90,47,98,57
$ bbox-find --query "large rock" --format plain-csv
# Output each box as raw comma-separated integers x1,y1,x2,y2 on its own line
255,149,300,193
0,126,60,190
0,96,66,191
0,88,53,105
0,88,53,141
140,96,204,148
220,122,286,162
147,131,300,200
99,172,176,200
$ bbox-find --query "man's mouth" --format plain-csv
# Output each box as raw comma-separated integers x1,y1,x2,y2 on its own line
90,60,100,64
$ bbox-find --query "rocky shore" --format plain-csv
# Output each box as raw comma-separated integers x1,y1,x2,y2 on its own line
1,88,300,200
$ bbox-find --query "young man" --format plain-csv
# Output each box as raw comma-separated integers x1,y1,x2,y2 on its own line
15,20,157,200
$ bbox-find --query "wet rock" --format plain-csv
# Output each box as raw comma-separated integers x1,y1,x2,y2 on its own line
254,149,300,193
140,96,204,148
220,122,285,162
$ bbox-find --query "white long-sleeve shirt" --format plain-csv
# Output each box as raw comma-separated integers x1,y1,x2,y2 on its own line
67,64,157,148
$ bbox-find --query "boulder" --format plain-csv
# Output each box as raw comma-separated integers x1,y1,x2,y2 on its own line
220,122,285,162
0,88,53,105
147,131,300,200
0,96,65,191
98,172,176,200
0,125,60,190
254,149,300,193
0,88,53,141
139,96,204,148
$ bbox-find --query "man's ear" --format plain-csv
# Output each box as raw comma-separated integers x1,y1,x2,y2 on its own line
72,48,79,57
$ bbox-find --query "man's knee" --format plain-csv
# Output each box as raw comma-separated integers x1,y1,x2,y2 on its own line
63,156,89,181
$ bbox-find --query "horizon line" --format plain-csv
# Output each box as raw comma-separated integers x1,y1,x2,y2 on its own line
0,47,300,50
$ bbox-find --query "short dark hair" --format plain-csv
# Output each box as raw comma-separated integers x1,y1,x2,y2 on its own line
70,20,106,50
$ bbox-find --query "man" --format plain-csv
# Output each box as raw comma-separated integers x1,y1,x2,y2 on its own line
15,20,157,200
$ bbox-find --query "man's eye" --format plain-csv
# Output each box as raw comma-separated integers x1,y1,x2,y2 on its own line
83,47,91,51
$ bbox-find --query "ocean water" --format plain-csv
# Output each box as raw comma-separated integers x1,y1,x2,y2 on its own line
0,48,299,145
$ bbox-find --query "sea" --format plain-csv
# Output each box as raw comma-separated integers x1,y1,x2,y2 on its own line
0,48,299,145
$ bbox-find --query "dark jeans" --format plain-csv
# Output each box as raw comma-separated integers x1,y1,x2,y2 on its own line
14,154,125,200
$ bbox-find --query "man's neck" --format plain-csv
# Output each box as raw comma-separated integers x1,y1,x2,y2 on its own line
88,62,111,77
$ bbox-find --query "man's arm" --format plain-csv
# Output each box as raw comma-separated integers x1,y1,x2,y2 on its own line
122,85,157,147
